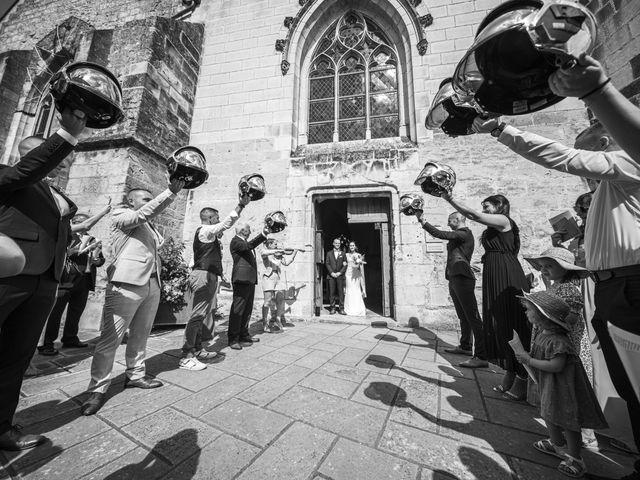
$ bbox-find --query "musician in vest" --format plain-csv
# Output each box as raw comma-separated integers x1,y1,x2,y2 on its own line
179,193,251,371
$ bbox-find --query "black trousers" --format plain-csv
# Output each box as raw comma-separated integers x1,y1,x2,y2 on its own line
43,274,91,347
228,282,255,343
449,275,486,359
592,274,640,452
327,275,345,310
0,273,58,435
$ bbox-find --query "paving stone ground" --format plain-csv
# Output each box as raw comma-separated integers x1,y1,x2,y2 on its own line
1,319,636,480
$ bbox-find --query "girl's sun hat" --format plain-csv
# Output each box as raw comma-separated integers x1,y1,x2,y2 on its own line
517,290,573,330
524,247,589,278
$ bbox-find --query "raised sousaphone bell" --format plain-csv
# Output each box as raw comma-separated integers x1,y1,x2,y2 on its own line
414,162,456,197
238,174,266,201
166,146,208,189
49,62,124,129
452,0,597,115
264,211,287,233
399,194,425,216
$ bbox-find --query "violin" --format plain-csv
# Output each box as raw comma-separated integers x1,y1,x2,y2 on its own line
282,247,305,254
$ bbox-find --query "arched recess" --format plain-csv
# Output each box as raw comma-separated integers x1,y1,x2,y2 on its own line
288,0,419,149
1,16,94,164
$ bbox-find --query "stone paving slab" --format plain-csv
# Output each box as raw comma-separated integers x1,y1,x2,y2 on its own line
162,434,260,480
314,362,370,383
388,377,440,432
350,371,403,411
484,397,547,435
24,429,137,480
201,398,291,447
99,384,192,428
3,411,110,473
214,356,285,381
121,407,221,466
173,374,256,418
241,364,312,407
3,322,635,480
379,421,514,480
299,371,360,399
269,386,387,445
11,390,78,428
155,360,232,392
293,349,336,369
79,446,171,480
319,437,419,480
236,422,335,480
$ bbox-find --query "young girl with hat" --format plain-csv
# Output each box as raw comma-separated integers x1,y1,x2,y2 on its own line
525,247,593,385
515,291,607,478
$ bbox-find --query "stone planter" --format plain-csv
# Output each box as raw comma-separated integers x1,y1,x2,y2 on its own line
154,301,190,326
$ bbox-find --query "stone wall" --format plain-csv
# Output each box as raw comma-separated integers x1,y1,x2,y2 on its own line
0,50,30,155
183,0,590,324
0,0,178,53
1,0,637,327
586,0,640,103
0,4,204,329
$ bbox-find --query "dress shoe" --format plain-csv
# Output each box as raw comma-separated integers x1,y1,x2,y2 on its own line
240,336,259,343
444,346,473,356
124,376,163,389
37,345,58,356
62,340,88,348
329,309,336,315
0,425,47,451
229,342,243,350
80,393,105,416
338,309,346,315
459,357,488,368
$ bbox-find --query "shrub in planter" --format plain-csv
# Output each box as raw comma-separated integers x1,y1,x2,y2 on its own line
158,237,190,313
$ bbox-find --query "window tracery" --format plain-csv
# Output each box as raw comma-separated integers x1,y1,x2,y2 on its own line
308,12,400,144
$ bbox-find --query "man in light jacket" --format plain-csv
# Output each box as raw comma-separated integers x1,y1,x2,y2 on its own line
81,178,184,415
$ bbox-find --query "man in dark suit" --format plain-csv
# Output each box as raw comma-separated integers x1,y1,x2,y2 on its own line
228,222,269,350
0,107,86,451
39,214,107,355
416,211,487,368
325,237,347,315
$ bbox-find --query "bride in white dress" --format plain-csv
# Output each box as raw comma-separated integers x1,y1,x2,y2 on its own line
344,241,366,316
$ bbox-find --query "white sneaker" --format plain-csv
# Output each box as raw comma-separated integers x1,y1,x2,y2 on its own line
195,349,217,360
179,357,207,371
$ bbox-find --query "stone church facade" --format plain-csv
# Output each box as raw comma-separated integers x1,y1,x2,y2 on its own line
1,0,638,327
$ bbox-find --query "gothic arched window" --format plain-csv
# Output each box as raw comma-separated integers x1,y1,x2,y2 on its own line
308,12,400,144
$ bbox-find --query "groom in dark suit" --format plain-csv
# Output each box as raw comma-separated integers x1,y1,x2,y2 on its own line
228,222,269,350
325,238,347,315
0,107,86,451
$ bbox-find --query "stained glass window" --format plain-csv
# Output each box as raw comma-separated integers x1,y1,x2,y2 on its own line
308,12,400,144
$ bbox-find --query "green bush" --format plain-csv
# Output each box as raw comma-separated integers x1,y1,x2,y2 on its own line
158,237,190,313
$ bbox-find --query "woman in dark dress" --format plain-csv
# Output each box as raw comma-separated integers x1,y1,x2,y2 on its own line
443,193,531,400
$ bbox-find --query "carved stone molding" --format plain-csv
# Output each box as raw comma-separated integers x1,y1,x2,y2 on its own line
281,59,290,75
419,13,433,28
277,0,432,74
417,38,428,55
